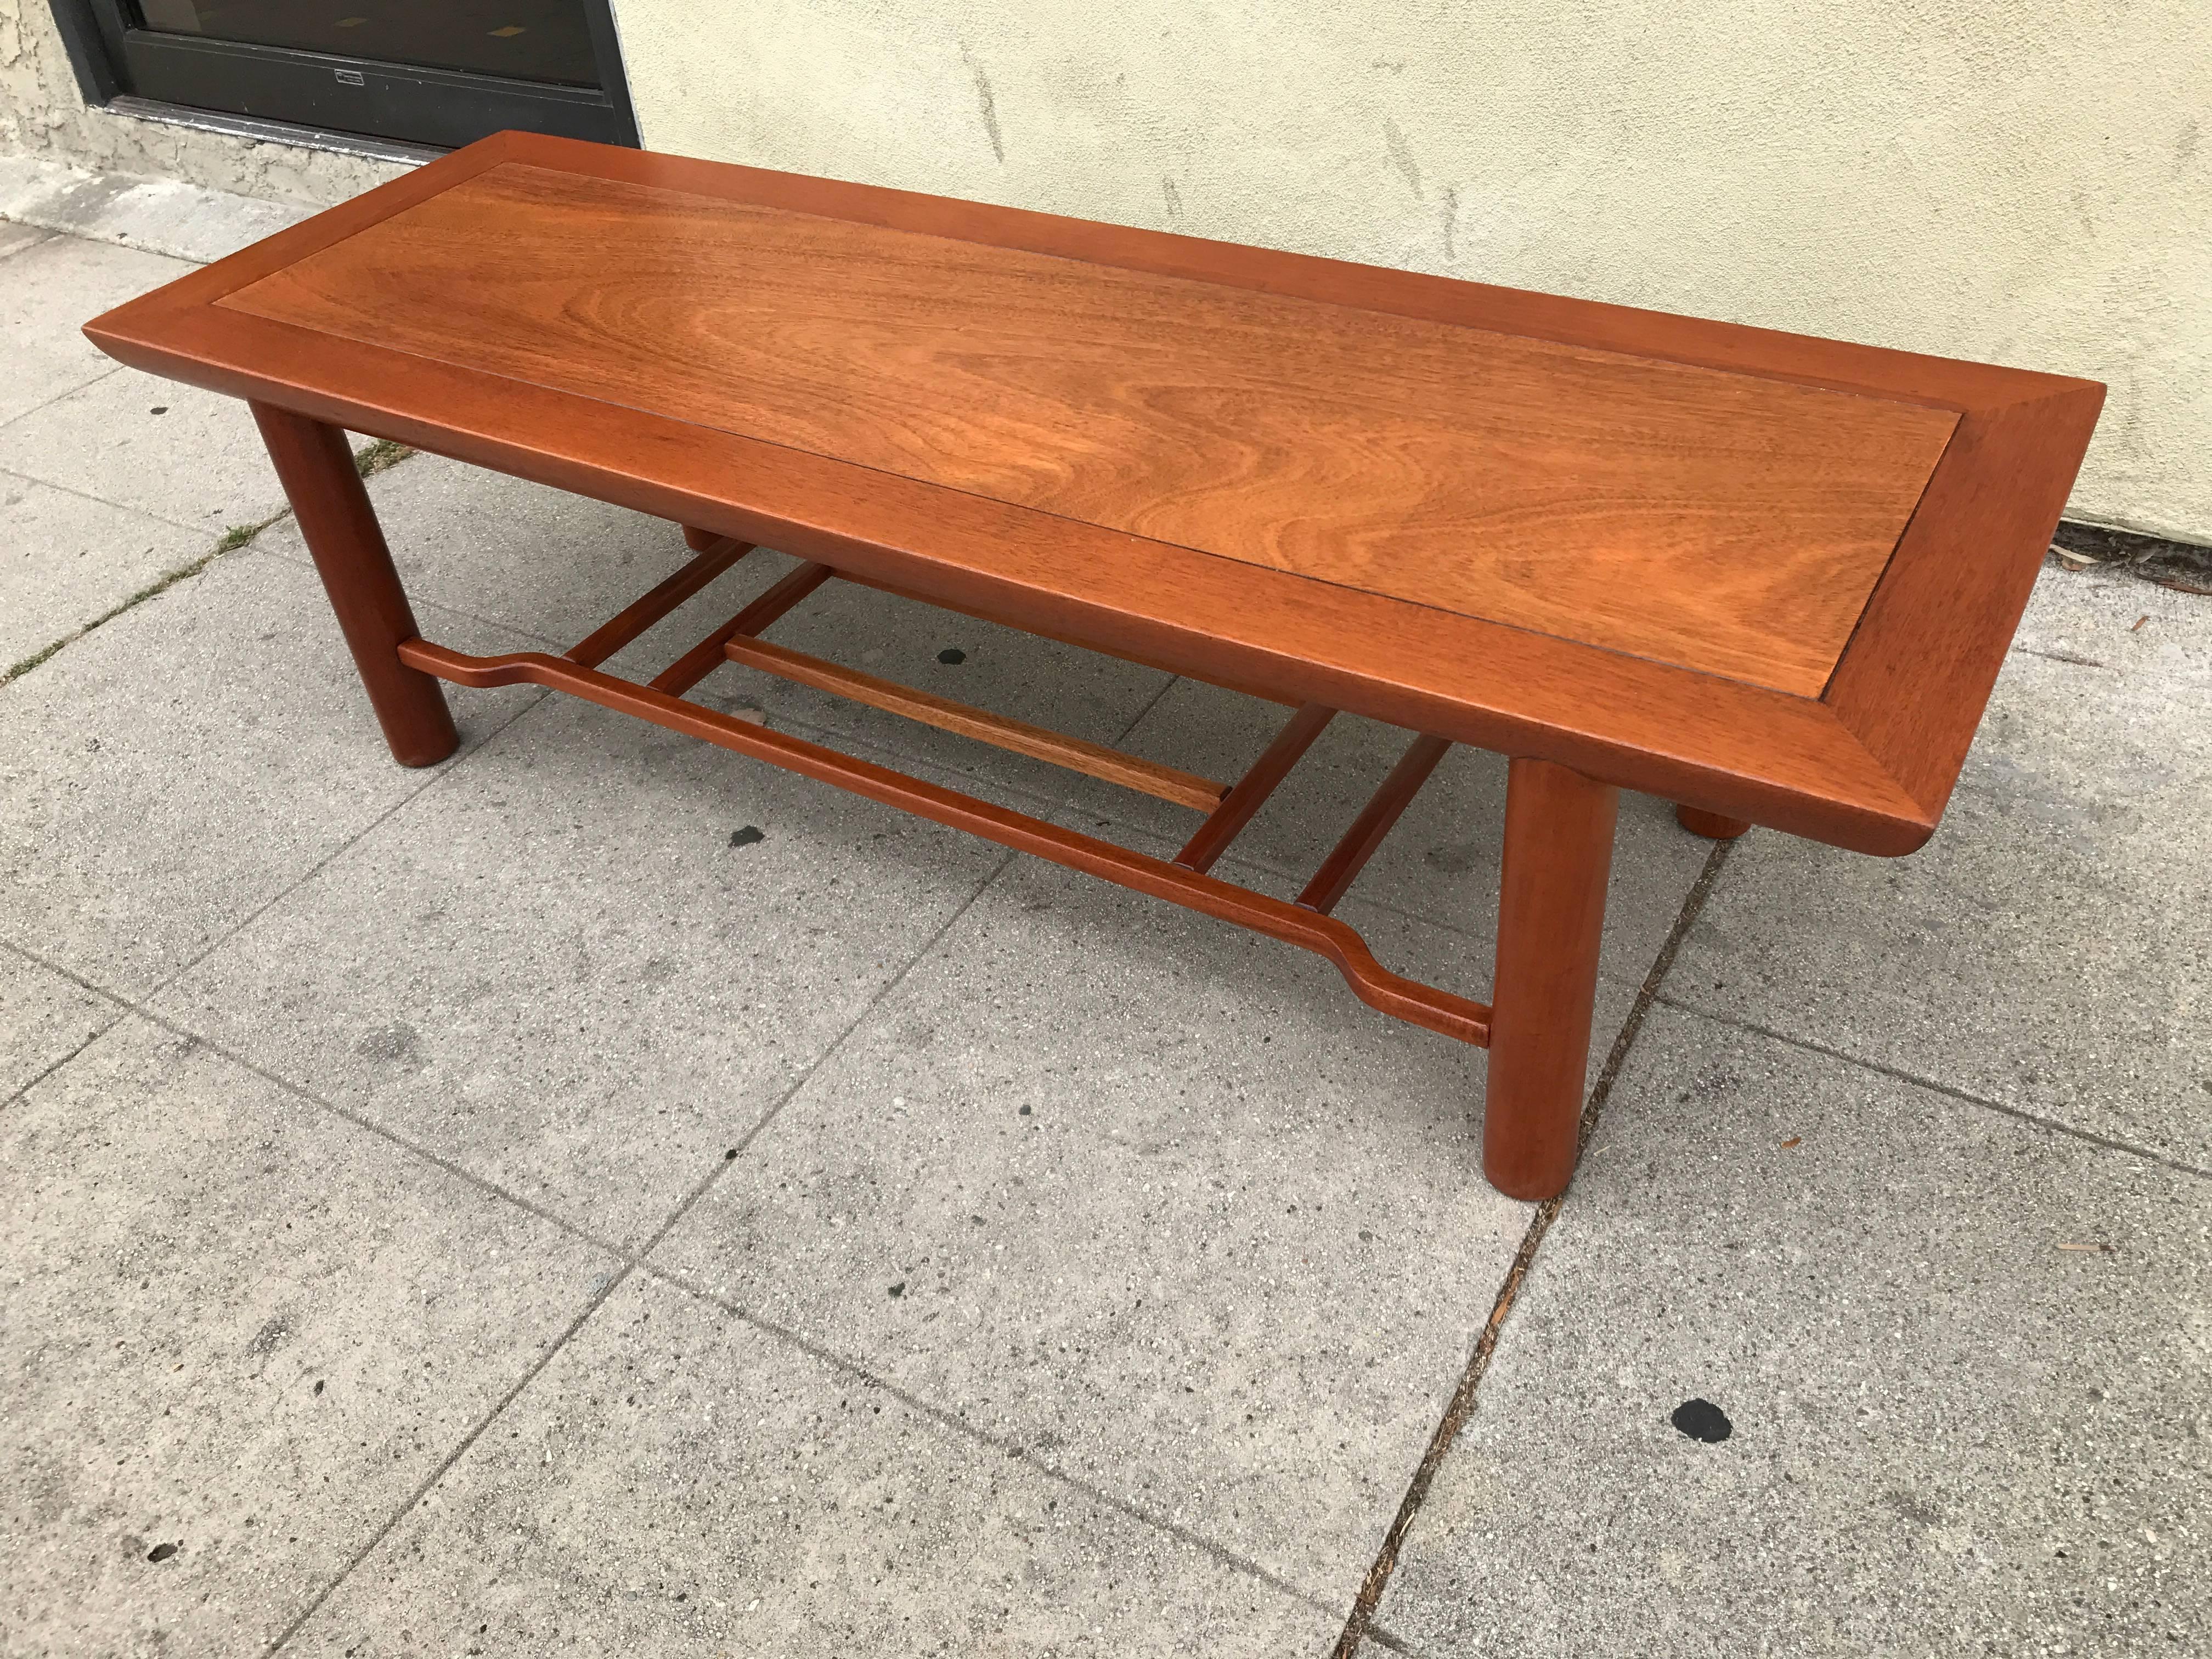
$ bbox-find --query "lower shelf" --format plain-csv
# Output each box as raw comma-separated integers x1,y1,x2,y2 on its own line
397,635,1493,1047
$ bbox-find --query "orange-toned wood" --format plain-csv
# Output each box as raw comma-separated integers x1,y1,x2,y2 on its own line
223,161,1953,696
648,561,832,695
250,402,457,767
1298,733,1453,914
723,634,1227,810
1825,387,2106,816
83,132,2104,860
681,523,724,554
1674,804,1751,840
566,532,753,668
399,636,1490,1046
1485,759,1618,1201
1176,703,1335,874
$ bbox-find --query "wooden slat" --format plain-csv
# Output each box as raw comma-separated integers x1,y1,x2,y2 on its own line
647,560,832,695
1175,703,1336,874
722,635,1227,811
1296,733,1453,915
398,636,1490,1046
566,532,753,668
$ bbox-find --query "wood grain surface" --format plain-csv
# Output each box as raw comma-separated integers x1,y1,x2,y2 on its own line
221,161,1956,695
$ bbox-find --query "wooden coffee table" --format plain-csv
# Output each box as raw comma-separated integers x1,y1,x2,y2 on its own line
83,132,2103,1200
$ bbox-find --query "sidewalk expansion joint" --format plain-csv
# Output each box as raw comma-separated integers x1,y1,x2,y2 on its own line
134,681,553,1009
1327,838,1734,1658
261,1259,640,1656
1,439,414,688
0,942,131,1113
1652,996,2212,1183
637,1257,1341,1624
0,366,126,439
258,842,1026,1649
4,935,633,1260
625,843,1023,1266
2,505,288,686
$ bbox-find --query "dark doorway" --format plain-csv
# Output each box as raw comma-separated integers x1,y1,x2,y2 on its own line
52,1,638,151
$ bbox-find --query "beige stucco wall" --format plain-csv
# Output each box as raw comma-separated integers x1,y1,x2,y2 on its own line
0,1,405,206
608,0,2211,544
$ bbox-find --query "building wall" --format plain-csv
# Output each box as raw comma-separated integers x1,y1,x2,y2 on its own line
607,0,2211,544
0,1,405,206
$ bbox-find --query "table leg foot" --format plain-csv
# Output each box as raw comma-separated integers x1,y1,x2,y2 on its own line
1674,804,1751,839
1483,758,1618,1200
251,403,458,767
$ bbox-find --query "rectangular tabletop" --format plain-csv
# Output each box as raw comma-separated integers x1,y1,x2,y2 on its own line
84,131,2103,855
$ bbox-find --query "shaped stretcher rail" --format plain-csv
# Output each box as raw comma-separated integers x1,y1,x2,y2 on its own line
393,533,1487,1045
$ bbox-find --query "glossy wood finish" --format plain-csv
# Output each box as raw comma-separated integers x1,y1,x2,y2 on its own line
221,161,1955,697
398,634,1492,1046
1176,703,1336,874
1297,733,1454,915
82,132,2104,856
566,532,753,668
250,403,457,767
1825,390,2107,815
1674,804,1751,840
1485,759,1618,1200
647,561,831,696
722,634,1227,810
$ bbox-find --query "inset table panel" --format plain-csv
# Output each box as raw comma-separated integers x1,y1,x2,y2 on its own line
222,162,1956,694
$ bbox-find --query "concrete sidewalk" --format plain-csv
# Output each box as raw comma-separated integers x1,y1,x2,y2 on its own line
3,190,2205,1657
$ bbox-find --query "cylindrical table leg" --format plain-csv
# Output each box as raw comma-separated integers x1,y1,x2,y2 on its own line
1484,757,1618,1200
251,403,458,768
1675,804,1750,840
681,524,724,553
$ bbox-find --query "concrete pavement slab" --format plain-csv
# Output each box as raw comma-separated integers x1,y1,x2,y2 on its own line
0,547,539,998
0,471,207,667
285,1272,1338,1656
1059,679,1718,982
0,153,311,265
1669,562,2212,1170
0,1015,619,1657
1373,1006,2210,1657
0,367,307,537
652,829,1638,1606
151,692,1018,1252
0,222,53,261
0,944,120,1101
0,233,189,427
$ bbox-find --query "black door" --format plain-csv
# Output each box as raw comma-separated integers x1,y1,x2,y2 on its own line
60,1,638,150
